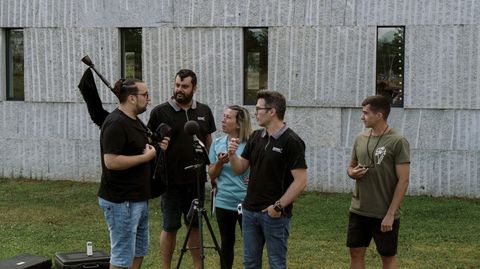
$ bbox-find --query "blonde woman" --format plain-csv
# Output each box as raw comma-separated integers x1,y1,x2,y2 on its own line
208,105,252,269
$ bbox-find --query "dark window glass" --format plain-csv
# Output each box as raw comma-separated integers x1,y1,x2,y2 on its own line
6,29,24,101
121,28,142,79
244,28,268,105
376,26,405,107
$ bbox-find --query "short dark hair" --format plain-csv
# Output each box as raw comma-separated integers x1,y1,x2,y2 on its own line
112,78,143,103
361,95,391,119
256,90,286,120
176,69,197,88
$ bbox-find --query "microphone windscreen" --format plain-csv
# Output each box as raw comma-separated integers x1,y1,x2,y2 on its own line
157,123,172,138
184,120,200,135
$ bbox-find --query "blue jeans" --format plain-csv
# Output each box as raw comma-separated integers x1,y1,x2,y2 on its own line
98,198,149,268
242,209,291,269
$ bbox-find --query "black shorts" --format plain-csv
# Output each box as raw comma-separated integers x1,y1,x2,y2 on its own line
346,212,400,257
160,183,205,232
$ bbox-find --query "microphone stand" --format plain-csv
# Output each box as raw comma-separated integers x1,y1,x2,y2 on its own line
176,140,225,269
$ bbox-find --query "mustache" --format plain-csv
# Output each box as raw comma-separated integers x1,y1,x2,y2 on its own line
175,92,186,97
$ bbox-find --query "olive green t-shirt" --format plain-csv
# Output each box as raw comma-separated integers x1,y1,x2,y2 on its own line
350,128,410,219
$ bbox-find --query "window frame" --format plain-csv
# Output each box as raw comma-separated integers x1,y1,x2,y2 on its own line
5,28,24,101
120,28,143,80
375,26,405,107
243,27,268,105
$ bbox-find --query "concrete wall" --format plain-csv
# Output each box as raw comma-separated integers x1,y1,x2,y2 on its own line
0,0,479,197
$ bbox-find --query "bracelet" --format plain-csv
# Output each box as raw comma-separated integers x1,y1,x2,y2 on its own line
273,200,283,212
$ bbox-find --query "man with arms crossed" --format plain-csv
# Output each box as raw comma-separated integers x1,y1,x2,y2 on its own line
347,95,410,269
228,90,308,269
148,69,216,269
98,79,168,269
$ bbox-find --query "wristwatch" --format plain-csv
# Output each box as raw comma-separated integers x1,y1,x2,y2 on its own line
273,200,283,212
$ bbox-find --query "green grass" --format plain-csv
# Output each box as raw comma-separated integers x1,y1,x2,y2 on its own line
1,178,479,268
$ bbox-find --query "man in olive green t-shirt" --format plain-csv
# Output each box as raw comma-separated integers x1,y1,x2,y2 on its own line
346,95,410,269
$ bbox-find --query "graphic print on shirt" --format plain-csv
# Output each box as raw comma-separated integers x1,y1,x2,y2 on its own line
375,146,386,164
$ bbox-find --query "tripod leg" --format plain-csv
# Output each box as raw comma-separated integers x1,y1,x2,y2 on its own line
176,211,197,269
202,210,228,269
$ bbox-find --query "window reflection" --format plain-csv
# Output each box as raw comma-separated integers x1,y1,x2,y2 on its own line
6,29,24,101
244,28,268,105
376,26,405,107
121,28,142,79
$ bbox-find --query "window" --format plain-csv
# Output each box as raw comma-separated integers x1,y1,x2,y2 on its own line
244,28,268,105
6,28,24,101
121,28,142,79
376,26,405,107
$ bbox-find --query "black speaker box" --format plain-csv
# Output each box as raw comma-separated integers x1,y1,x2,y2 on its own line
54,251,109,269
0,253,52,269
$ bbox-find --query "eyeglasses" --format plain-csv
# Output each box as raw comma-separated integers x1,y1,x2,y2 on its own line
134,92,149,98
255,107,271,113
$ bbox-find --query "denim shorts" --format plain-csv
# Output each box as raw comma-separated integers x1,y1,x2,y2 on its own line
98,198,149,268
161,183,205,232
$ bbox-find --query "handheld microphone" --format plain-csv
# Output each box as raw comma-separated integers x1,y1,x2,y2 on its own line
184,120,206,148
184,120,210,165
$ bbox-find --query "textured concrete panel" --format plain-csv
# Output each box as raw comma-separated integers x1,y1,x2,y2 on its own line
353,0,480,26
307,147,480,198
1,138,101,180
285,107,342,148
405,25,480,109
76,139,102,180
2,0,480,28
0,0,173,27
0,0,78,27
293,0,347,26
174,0,293,27
307,146,354,193
77,0,174,27
208,106,342,154
2,139,48,179
24,28,120,103
0,101,107,180
270,26,376,107
143,27,243,106
410,150,480,198
342,108,480,151
0,101,107,140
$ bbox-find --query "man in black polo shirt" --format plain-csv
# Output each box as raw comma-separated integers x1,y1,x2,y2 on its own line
229,90,308,269
148,69,216,269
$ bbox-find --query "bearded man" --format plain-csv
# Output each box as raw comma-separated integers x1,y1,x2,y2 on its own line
148,69,216,269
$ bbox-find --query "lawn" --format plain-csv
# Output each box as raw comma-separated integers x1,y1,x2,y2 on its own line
0,178,479,268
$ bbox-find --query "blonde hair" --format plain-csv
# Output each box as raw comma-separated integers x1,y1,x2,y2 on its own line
228,105,252,142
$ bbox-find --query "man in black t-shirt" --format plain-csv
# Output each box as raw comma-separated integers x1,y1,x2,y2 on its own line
229,90,308,269
148,69,216,269
98,79,168,269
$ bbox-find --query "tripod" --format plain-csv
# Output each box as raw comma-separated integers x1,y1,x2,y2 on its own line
176,142,226,269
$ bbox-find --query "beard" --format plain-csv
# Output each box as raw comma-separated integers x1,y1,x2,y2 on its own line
174,91,193,104
135,103,147,115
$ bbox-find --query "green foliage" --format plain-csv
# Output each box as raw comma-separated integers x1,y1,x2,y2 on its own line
0,179,479,268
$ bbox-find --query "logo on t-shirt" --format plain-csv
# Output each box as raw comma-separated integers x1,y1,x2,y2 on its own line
197,116,205,121
272,147,283,153
375,146,386,164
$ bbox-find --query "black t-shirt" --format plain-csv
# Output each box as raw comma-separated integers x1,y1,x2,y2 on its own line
97,109,151,202
148,98,216,185
241,127,307,217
